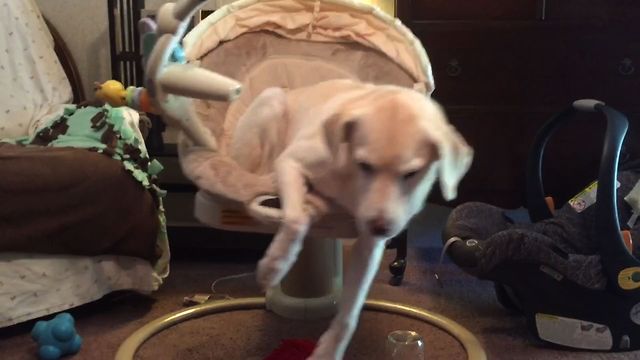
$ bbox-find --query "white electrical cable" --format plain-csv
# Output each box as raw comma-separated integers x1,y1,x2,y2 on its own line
210,271,255,299
182,271,256,306
434,236,463,288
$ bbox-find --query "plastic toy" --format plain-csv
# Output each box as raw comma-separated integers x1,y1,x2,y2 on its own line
94,79,128,107
31,312,82,360
92,16,202,117
94,80,158,115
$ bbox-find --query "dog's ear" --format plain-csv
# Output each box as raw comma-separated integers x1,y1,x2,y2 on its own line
323,112,358,156
430,123,473,201
419,100,473,201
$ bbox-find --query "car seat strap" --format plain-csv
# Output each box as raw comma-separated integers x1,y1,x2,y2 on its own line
625,179,640,228
434,236,463,288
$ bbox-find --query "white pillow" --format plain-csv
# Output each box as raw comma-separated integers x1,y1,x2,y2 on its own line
0,0,73,139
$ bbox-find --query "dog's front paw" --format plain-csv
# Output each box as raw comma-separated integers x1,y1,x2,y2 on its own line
256,256,288,290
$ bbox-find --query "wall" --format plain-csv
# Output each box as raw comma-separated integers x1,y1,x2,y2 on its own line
359,0,395,16
35,0,221,97
34,0,393,100
35,0,111,99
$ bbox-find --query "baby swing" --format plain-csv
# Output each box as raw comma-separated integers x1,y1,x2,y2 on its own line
443,99,640,352
116,0,486,359
149,0,436,319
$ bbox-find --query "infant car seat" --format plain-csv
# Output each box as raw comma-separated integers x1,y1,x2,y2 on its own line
443,99,640,351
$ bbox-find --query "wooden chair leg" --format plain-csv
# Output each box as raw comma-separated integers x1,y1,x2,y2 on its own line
387,229,408,286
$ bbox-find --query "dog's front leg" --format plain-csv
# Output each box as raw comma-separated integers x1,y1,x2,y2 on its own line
309,236,387,360
257,158,311,290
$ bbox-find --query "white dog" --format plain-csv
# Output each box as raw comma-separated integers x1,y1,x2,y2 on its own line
231,78,473,359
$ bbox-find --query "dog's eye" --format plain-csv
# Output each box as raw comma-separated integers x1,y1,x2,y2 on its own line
358,162,375,174
403,170,420,180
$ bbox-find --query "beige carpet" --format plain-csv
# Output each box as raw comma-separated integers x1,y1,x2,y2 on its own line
1,206,639,359
1,249,637,360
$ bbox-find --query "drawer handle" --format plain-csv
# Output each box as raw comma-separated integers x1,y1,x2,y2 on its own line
619,58,635,76
446,59,462,77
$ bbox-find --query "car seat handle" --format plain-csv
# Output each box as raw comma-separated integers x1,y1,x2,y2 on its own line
594,104,639,292
526,99,640,293
572,99,605,112
526,99,608,221
525,106,576,222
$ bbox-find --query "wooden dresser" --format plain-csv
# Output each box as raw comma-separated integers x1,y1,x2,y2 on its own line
397,0,640,208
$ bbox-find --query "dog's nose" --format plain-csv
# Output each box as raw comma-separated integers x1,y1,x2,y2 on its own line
368,217,391,236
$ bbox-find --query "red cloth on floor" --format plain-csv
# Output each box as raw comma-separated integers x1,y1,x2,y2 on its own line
264,339,317,360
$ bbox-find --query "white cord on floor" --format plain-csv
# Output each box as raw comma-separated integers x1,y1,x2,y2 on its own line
210,271,256,300
183,271,257,306
434,237,463,288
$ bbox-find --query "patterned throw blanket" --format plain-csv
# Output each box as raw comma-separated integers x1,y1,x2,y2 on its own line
11,105,163,189
2,104,170,279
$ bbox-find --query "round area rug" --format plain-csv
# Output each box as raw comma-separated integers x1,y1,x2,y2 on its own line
137,308,467,359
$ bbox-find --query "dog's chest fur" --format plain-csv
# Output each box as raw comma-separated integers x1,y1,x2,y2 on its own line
306,159,358,213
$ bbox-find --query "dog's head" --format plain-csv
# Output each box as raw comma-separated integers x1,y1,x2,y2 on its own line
325,88,473,238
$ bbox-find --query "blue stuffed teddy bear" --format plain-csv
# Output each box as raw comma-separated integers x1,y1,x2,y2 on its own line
31,313,82,360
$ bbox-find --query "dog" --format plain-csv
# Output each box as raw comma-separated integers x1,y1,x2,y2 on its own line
230,78,473,359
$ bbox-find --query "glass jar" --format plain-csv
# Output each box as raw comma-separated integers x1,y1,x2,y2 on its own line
385,330,425,360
